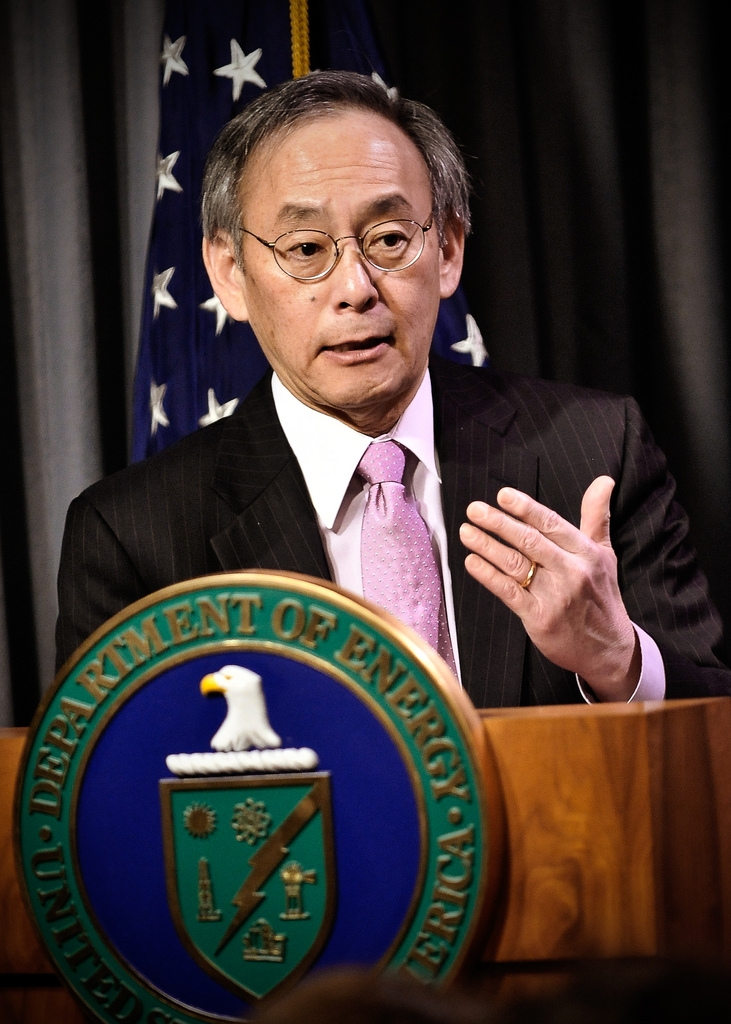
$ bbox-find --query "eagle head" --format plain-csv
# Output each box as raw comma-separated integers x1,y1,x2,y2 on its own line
200,665,282,752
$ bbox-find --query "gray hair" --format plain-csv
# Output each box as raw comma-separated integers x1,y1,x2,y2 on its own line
201,69,471,260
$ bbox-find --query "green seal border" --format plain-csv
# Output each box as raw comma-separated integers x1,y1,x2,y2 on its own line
15,571,503,1022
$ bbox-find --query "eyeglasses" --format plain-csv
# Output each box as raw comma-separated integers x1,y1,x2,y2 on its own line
239,217,433,281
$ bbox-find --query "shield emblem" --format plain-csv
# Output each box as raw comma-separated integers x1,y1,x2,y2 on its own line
160,772,336,1003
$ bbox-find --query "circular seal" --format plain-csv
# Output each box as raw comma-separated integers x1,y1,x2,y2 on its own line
16,572,503,1022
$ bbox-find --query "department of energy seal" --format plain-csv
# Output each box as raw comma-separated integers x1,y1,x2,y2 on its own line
15,571,503,1023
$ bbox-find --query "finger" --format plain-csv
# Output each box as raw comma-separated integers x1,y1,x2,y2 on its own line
467,493,575,565
462,549,534,606
579,476,615,548
459,521,536,584
464,500,545,569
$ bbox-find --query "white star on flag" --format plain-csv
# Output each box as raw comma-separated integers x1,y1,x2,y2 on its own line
214,41,266,102
199,388,239,427
451,314,488,366
160,35,189,86
371,71,399,101
152,267,177,318
150,381,170,435
157,151,183,200
199,294,229,335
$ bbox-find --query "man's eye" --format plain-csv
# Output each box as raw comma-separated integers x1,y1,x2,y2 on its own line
287,241,324,259
371,231,408,249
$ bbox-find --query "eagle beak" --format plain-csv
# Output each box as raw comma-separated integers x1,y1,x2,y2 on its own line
200,673,222,695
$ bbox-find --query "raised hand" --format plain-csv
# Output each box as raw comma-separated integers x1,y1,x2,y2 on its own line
459,476,641,701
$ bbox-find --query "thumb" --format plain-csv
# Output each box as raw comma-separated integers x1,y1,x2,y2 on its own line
580,476,615,547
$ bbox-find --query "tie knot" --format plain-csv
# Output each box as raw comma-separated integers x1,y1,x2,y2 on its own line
357,440,406,486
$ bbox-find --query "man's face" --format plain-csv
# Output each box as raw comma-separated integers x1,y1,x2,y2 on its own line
204,109,464,435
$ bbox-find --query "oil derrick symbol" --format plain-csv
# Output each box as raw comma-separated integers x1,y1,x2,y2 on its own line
279,860,316,920
197,858,222,922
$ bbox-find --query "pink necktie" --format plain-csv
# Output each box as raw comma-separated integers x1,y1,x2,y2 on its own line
357,441,456,674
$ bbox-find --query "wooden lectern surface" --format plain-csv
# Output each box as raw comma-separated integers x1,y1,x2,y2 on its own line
3,699,731,1020
1,728,88,1022
1,729,54,975
480,698,731,965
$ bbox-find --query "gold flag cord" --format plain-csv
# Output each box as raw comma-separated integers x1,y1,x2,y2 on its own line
289,0,310,78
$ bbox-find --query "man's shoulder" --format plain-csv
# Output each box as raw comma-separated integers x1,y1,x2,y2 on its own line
76,372,277,510
77,415,226,508
429,355,631,418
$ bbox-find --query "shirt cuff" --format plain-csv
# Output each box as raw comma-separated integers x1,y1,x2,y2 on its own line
577,625,666,703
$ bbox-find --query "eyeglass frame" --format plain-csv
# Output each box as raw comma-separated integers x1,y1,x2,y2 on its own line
237,215,434,282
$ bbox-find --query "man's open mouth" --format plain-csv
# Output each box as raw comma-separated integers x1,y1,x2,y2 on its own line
325,336,392,353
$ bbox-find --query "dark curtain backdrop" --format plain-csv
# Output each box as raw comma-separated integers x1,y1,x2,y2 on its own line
372,0,731,654
1,0,729,724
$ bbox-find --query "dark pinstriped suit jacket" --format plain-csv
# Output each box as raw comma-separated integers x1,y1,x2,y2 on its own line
55,357,731,705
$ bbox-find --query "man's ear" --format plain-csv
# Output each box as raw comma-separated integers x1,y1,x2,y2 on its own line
202,234,250,322
438,217,466,300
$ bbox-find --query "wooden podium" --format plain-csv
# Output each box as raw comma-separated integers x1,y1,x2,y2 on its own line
3,698,731,1021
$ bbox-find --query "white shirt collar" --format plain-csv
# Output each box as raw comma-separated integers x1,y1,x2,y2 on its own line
272,371,438,529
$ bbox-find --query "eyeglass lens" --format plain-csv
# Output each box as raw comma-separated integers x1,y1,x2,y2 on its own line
273,220,425,279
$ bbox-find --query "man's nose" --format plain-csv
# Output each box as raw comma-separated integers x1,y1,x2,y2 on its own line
331,238,378,309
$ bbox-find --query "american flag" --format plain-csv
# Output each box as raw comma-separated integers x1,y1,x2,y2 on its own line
133,0,486,461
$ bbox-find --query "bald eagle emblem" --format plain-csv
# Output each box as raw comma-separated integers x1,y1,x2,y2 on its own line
165,664,319,777
203,665,281,751
159,661,335,1004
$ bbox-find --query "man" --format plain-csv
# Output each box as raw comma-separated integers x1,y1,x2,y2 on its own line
56,71,731,706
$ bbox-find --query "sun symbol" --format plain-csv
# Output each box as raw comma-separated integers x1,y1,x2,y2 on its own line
183,803,217,838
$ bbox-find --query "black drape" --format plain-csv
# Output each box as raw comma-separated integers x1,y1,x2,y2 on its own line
369,0,731,653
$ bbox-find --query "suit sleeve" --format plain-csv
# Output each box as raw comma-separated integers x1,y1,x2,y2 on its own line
55,494,149,672
611,397,731,697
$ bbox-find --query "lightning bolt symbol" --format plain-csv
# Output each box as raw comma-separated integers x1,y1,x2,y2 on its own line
215,777,326,955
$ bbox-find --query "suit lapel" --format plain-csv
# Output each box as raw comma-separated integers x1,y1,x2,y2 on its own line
208,377,330,580
431,359,538,708
207,364,539,706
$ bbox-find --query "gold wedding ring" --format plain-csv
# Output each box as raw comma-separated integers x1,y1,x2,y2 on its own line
519,560,537,589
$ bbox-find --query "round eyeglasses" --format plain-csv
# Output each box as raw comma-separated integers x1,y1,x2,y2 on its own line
239,217,433,281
